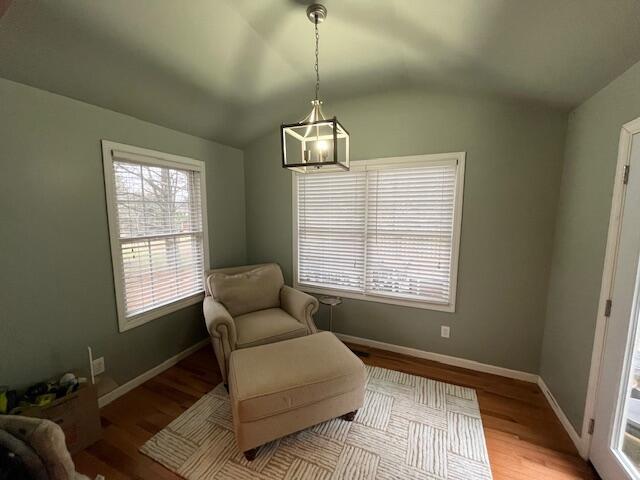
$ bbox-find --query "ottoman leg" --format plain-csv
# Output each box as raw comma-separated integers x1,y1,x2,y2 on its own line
244,447,259,461
341,410,357,422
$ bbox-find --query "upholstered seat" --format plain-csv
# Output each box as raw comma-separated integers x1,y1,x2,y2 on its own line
229,332,366,455
203,263,319,384
230,332,366,422
0,415,90,480
235,308,308,349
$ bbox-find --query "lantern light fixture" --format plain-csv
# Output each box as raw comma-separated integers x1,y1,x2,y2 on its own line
281,3,350,172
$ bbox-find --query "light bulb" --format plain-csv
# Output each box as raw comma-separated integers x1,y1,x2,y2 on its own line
316,140,329,162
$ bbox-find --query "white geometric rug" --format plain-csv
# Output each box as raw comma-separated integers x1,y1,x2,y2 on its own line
141,365,493,479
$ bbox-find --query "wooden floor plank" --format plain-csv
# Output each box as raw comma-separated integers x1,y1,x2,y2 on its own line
72,341,599,479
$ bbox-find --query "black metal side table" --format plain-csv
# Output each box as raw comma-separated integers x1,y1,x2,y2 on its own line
319,296,342,332
318,296,369,357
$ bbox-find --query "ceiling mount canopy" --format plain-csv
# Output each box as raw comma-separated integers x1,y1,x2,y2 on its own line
281,3,350,173
306,3,327,24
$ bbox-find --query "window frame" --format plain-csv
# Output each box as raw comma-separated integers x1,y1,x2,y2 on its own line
101,140,210,332
292,152,465,312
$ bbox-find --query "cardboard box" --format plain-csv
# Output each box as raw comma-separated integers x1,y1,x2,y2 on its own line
21,384,101,454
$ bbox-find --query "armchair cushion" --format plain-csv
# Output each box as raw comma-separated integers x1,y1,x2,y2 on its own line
235,308,308,349
207,264,284,317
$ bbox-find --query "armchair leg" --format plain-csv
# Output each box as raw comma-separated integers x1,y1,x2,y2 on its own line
244,447,259,461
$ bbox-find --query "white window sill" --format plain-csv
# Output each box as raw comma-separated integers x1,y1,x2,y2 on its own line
118,291,205,332
295,283,455,313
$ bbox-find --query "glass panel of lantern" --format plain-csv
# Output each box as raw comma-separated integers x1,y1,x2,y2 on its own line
281,118,349,173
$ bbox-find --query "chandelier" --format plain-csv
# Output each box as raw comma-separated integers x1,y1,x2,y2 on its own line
281,4,350,172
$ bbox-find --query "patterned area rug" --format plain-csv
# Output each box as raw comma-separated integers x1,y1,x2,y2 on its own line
141,365,493,479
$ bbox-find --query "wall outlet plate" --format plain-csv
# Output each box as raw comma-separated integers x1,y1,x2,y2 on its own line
441,326,451,339
92,357,105,376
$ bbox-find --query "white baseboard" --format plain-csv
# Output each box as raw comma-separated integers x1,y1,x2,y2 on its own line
537,376,589,459
335,332,589,458
334,333,539,383
97,338,210,408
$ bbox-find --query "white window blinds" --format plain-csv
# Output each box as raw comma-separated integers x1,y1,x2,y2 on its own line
103,142,209,330
365,165,456,304
297,170,367,291
294,154,463,310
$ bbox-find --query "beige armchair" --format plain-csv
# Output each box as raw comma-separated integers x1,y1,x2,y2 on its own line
0,415,91,480
203,263,319,385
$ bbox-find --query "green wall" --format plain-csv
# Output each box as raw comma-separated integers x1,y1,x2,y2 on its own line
244,89,567,374
0,78,246,389
540,60,640,431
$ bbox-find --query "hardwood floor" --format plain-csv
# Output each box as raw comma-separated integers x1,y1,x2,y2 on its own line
73,342,600,479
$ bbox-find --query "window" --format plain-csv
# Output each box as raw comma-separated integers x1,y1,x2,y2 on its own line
293,153,465,311
102,141,209,331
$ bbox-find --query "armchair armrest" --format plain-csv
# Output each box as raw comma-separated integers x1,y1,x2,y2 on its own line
280,285,319,334
203,296,237,384
204,296,237,346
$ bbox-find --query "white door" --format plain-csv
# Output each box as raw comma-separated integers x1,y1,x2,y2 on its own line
592,123,640,479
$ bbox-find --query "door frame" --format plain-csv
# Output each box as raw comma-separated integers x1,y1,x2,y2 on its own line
583,116,640,459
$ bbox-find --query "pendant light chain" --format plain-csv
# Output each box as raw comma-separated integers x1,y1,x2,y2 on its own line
314,17,320,102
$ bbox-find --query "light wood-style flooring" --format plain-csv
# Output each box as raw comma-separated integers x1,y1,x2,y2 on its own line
73,342,600,479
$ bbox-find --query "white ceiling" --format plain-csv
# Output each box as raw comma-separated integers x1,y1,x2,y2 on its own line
1,0,640,147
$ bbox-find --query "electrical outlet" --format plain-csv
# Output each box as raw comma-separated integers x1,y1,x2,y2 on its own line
441,326,450,339
92,357,105,376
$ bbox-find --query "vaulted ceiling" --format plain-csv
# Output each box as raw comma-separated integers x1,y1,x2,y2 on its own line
1,0,640,147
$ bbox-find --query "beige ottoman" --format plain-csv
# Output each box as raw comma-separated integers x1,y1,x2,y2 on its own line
228,331,366,460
